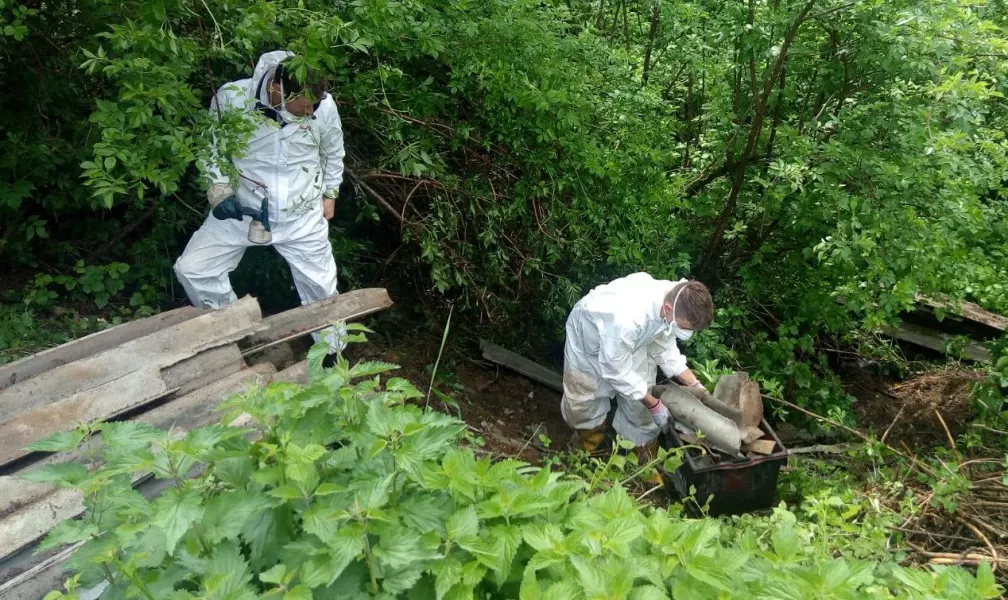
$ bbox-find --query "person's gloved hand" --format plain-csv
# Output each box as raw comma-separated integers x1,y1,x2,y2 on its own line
208,183,242,221
643,395,671,432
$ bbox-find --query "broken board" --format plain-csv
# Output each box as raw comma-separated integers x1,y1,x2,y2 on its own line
478,339,563,393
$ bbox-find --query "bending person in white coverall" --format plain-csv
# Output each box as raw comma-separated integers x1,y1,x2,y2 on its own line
562,272,714,481
174,50,347,363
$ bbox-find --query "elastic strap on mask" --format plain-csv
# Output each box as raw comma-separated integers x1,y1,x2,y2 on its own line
670,285,685,325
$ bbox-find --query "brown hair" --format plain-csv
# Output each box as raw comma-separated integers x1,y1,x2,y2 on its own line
666,280,714,330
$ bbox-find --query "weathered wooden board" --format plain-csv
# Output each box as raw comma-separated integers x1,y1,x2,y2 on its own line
0,474,180,598
161,343,244,395
745,439,777,455
916,295,1008,332
0,296,263,420
273,360,309,385
883,322,992,363
0,364,276,564
0,368,172,466
240,288,394,353
0,306,206,391
0,542,83,599
478,339,563,393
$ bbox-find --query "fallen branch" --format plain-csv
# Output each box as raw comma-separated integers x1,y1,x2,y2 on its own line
761,393,934,475
933,408,962,462
788,443,856,455
881,400,908,444
962,519,999,571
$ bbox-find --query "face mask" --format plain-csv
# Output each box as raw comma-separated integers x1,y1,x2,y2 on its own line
276,78,317,126
667,287,694,341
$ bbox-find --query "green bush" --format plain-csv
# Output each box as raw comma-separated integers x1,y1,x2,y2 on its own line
3,0,1008,414
28,342,1003,599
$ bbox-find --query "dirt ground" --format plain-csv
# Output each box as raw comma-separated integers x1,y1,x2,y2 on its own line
344,335,570,462
844,366,986,450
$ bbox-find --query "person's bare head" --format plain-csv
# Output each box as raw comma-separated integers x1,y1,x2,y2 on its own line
661,280,714,331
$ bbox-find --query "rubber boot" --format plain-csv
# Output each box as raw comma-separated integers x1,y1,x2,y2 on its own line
572,424,608,453
635,440,665,488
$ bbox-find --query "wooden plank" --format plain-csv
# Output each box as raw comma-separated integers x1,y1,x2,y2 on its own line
0,345,244,470
0,306,206,391
0,296,263,421
916,295,1008,332
161,344,244,395
745,439,777,455
240,288,393,353
883,322,992,363
478,339,563,393
0,364,276,564
0,368,171,466
0,475,180,597
0,541,83,598
273,360,309,385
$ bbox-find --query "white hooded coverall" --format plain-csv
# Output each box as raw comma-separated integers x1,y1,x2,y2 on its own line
562,272,690,445
174,50,346,352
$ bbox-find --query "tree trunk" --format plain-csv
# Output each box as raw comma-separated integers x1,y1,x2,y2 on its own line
698,0,816,270
641,3,661,86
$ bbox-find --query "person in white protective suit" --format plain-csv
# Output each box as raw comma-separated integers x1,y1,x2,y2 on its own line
562,272,714,481
174,50,347,363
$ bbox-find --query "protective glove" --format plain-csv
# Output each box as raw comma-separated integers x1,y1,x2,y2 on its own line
643,397,671,432
208,184,242,221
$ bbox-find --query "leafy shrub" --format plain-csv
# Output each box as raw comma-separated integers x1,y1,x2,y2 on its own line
4,0,1008,416
28,342,1003,599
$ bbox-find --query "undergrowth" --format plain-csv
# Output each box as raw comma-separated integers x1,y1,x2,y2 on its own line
26,338,1003,599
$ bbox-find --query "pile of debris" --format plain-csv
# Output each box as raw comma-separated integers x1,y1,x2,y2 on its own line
654,372,772,460
0,289,394,600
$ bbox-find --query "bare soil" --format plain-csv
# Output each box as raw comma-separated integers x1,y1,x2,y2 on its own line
344,335,569,462
845,367,985,450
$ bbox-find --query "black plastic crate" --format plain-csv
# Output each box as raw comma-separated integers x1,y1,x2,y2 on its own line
660,418,789,516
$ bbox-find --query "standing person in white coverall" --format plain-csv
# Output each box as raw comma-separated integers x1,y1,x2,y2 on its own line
562,272,714,483
174,50,347,365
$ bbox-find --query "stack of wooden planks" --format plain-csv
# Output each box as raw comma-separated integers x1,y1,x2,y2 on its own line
0,289,394,600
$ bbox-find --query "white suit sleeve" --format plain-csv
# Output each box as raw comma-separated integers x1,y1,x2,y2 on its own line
597,325,649,401
318,96,345,196
650,332,688,378
200,90,233,188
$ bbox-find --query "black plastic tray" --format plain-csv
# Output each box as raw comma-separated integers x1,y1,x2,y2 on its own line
660,418,789,516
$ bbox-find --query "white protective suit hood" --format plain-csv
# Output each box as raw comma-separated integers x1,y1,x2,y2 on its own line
250,50,305,125
203,50,345,225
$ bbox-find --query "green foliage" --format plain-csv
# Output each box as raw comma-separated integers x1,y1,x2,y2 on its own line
3,0,1008,414
31,342,1003,599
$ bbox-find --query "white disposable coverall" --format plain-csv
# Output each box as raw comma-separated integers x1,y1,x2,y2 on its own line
174,50,346,352
561,272,690,445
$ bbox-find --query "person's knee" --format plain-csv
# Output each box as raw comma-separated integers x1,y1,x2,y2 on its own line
173,253,196,285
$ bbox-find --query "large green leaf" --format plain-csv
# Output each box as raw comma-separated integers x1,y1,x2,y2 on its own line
151,486,205,556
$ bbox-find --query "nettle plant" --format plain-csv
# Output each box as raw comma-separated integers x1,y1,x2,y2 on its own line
31,337,1003,599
